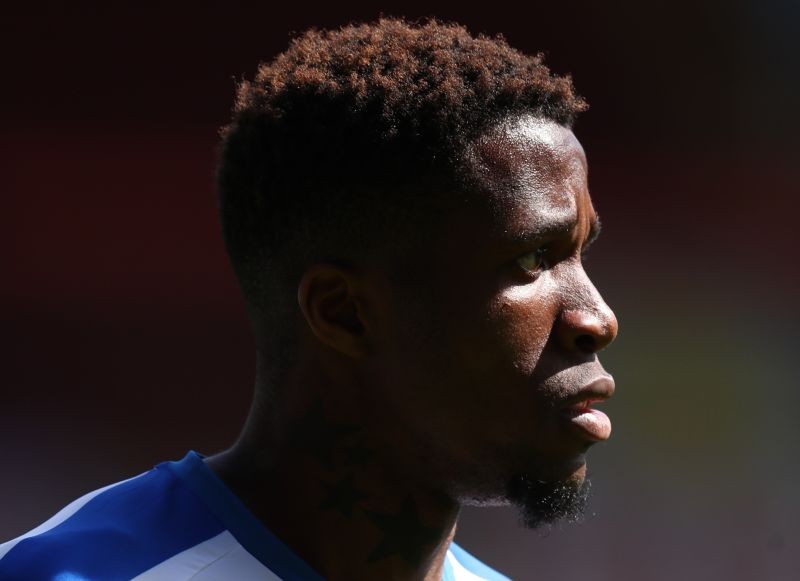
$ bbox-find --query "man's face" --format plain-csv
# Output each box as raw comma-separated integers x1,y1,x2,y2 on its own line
368,115,618,527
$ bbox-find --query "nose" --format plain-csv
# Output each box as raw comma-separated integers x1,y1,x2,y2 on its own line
554,281,618,355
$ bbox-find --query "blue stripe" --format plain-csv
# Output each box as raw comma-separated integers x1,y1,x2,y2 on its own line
0,466,225,581
449,542,512,581
167,451,326,581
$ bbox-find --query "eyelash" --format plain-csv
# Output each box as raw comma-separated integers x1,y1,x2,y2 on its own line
517,247,592,275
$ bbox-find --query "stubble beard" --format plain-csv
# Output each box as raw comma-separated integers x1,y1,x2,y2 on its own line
505,472,592,530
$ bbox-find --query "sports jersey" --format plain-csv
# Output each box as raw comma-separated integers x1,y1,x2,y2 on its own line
0,451,510,580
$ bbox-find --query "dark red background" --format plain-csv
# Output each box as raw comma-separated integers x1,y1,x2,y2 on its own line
3,2,799,579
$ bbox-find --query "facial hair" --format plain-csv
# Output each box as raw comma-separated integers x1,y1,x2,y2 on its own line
505,472,591,530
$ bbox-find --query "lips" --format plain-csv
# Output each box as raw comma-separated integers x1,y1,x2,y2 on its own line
560,375,615,442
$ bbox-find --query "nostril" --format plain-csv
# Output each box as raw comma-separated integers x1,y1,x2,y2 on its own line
575,334,596,353
556,309,616,353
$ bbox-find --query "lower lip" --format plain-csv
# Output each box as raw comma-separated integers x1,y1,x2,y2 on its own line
562,408,612,441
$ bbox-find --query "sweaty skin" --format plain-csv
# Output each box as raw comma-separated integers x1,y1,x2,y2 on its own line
206,116,618,581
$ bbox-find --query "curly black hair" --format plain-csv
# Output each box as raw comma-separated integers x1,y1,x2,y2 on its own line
216,16,586,369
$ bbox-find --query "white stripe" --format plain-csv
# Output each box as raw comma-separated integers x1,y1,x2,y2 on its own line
132,531,280,581
0,472,145,560
447,549,492,581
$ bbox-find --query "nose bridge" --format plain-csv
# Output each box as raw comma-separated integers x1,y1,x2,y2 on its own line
577,266,614,323
555,262,618,353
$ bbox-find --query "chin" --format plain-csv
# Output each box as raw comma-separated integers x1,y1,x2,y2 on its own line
530,452,587,483
570,461,588,483
504,457,592,530
457,452,588,507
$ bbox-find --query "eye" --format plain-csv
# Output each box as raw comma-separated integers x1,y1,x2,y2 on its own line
517,246,550,274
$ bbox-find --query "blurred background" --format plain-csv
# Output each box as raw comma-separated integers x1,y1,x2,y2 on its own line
2,1,798,579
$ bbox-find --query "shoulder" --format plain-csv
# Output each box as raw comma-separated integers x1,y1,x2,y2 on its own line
0,459,226,580
446,542,512,581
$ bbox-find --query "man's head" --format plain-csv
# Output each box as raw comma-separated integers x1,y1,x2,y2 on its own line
217,17,616,529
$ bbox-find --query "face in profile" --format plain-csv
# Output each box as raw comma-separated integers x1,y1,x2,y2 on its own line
365,115,618,528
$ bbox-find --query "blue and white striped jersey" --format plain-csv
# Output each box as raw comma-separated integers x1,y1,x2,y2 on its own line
0,451,510,580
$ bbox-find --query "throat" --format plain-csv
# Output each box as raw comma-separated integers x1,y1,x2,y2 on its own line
204,400,460,581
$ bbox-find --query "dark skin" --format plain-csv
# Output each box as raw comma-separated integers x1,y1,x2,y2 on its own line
207,115,618,580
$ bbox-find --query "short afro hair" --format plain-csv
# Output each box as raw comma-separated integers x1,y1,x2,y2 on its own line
217,16,586,367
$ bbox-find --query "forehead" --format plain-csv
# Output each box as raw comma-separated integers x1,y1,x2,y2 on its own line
461,115,591,235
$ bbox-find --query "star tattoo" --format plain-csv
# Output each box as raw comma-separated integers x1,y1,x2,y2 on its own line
318,472,368,519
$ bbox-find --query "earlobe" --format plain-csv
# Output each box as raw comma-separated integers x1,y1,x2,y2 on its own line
297,264,369,358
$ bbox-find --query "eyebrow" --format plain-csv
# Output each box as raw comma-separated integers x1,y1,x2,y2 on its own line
505,213,602,248
584,214,602,249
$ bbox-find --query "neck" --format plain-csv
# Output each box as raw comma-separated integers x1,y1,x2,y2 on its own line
205,371,460,581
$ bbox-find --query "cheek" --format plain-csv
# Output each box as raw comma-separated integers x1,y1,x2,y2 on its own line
487,286,558,376
379,281,557,409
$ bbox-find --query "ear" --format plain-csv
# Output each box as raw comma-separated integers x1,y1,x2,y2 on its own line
296,263,372,359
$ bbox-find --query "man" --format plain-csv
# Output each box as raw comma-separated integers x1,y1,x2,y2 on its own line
0,16,617,581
